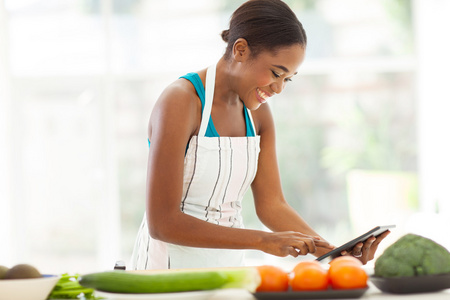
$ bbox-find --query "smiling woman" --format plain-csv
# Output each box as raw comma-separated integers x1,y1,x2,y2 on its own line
129,0,388,270
1,0,425,275
225,41,304,109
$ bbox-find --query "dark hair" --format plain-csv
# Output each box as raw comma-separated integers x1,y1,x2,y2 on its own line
221,0,307,60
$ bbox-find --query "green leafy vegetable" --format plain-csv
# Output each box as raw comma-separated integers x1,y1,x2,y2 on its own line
375,234,450,277
48,273,102,299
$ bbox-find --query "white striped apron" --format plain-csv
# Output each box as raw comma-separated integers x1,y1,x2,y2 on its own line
130,64,261,269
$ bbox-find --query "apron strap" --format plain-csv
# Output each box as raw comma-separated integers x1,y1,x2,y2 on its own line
198,64,216,137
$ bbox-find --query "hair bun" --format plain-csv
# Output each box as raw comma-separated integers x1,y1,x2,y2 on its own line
221,29,230,42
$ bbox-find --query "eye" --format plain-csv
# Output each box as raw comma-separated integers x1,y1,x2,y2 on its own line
272,70,293,82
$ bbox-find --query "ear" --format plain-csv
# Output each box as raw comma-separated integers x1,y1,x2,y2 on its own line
232,38,250,62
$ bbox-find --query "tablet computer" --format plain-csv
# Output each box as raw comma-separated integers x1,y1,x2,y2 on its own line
316,225,396,262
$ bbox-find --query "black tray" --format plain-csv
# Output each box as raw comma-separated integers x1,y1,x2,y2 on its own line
253,287,368,299
370,274,450,294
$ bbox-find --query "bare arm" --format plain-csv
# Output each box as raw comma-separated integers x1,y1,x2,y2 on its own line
145,81,329,257
250,104,390,262
250,103,334,257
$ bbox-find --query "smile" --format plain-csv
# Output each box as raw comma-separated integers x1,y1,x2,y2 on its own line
256,88,271,104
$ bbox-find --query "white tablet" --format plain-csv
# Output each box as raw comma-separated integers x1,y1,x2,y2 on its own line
316,225,396,262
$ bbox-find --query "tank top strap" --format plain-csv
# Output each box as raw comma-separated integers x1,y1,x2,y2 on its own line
243,106,256,137
179,72,206,109
180,66,256,137
179,72,219,137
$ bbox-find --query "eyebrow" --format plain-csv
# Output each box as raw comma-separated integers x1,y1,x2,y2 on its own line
272,64,298,75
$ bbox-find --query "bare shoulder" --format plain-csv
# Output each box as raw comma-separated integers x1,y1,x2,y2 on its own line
155,78,200,114
249,103,275,136
149,78,202,139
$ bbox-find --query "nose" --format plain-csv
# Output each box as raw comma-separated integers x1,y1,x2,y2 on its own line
270,80,285,94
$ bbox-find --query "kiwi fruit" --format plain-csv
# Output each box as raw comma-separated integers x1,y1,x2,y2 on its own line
4,264,41,279
0,265,9,279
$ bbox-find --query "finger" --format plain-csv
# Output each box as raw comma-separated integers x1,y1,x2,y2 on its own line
290,241,308,256
362,237,376,253
359,241,373,262
352,242,364,257
353,242,363,251
378,230,391,238
302,238,318,253
363,237,376,247
372,231,390,246
293,245,309,257
314,240,335,249
369,238,382,256
298,238,317,254
371,231,390,250
288,246,300,257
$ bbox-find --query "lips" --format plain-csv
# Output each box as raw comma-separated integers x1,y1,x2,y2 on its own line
256,88,271,104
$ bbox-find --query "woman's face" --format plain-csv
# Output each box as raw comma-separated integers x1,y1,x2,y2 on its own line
237,44,305,110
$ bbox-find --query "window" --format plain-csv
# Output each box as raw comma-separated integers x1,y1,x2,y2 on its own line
1,0,449,273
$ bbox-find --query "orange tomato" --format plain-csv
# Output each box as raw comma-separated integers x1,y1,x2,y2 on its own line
328,259,368,290
256,265,289,292
290,261,329,291
329,256,363,268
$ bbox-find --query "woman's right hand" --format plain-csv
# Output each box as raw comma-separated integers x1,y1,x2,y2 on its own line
261,231,334,257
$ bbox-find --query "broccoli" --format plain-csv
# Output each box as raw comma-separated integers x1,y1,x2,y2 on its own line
374,233,450,277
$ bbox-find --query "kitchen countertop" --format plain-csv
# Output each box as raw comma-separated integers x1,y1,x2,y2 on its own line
209,285,450,300
74,265,450,300
93,284,450,300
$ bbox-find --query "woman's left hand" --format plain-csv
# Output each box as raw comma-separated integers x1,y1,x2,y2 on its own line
340,230,391,264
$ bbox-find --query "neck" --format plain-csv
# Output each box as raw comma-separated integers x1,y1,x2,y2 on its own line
214,57,241,106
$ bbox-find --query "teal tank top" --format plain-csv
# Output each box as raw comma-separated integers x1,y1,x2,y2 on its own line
148,72,256,147
180,72,256,137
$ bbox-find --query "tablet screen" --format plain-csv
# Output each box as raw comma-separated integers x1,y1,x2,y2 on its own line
316,225,396,262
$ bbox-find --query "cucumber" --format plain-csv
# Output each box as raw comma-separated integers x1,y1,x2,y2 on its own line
78,270,230,293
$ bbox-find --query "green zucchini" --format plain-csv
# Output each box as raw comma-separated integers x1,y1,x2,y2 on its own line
79,270,230,293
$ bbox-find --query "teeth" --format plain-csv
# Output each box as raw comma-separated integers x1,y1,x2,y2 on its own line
257,88,268,100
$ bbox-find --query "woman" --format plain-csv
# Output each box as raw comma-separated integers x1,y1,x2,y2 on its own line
131,0,388,270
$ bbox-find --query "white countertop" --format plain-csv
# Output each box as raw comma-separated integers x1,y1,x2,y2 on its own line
207,284,450,300
88,265,450,300
94,285,450,300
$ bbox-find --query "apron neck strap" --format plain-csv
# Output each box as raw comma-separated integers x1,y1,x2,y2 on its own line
198,64,216,137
